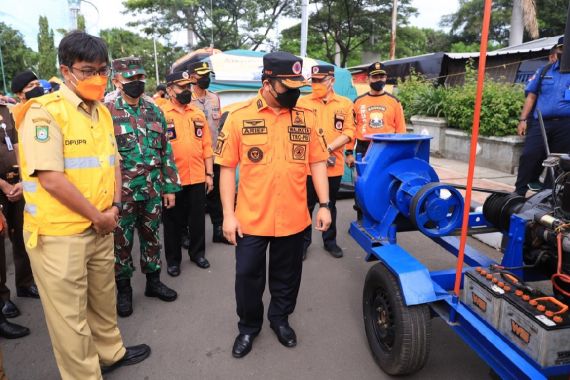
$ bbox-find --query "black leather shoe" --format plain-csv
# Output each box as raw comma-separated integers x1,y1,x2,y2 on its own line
192,257,210,269
116,280,133,318
167,265,180,277
271,324,297,348
145,274,177,302
16,284,40,299
212,225,231,245
2,300,20,318
324,244,344,258
232,333,256,358
101,344,151,374
0,320,30,339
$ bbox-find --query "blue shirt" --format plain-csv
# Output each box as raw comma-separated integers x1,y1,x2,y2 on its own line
526,61,570,119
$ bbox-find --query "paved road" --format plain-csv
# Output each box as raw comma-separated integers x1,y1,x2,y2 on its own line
3,199,495,380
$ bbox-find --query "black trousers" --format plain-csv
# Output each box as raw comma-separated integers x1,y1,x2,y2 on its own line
235,231,305,335
303,175,342,250
515,118,570,195
163,183,206,266
206,164,223,227
0,195,34,301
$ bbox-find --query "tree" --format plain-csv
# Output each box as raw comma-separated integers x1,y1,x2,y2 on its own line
442,0,566,47
0,22,38,94
122,0,294,51
99,28,185,92
77,14,86,32
37,16,57,79
280,0,417,66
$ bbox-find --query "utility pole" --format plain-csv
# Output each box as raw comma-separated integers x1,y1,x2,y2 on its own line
300,0,309,57
68,0,81,30
153,37,160,84
389,0,398,60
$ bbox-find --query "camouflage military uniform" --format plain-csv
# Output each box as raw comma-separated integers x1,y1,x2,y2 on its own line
106,96,181,280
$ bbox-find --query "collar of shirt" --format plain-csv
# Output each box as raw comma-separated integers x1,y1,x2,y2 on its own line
114,95,151,112
310,90,338,103
163,99,197,114
254,90,290,116
59,83,98,115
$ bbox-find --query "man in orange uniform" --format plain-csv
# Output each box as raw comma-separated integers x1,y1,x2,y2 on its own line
159,71,214,276
345,62,405,165
216,51,332,358
298,65,355,259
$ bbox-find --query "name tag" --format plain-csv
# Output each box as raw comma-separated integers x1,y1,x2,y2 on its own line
0,124,12,151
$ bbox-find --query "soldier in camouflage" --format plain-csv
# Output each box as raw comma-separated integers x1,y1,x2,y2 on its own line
105,57,181,318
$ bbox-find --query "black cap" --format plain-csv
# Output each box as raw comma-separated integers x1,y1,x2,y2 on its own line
165,71,193,86
156,83,166,92
311,65,335,79
11,70,38,93
187,61,212,75
557,36,564,48
367,62,386,76
263,51,307,89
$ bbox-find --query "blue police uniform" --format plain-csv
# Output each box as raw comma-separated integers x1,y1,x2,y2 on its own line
515,60,570,195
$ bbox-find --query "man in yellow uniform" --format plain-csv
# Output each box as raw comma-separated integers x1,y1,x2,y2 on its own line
160,71,214,276
216,51,331,358
18,31,149,380
298,65,355,259
345,61,405,165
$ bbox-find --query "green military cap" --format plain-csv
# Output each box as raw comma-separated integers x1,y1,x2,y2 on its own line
112,56,146,78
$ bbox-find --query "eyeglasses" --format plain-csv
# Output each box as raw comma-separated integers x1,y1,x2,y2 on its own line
71,66,111,78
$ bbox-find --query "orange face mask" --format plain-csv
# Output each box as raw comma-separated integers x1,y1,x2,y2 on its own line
312,83,328,98
71,73,108,101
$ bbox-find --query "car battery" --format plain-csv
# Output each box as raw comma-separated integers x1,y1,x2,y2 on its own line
498,287,570,367
462,267,512,329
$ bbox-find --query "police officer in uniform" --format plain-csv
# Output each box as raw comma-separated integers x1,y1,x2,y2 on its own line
345,62,405,165
298,65,355,259
188,61,230,244
160,71,214,276
515,37,570,195
106,57,180,317
0,101,38,321
18,31,149,379
9,70,44,128
216,51,332,358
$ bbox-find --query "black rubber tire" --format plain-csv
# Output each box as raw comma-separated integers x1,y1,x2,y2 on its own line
363,263,431,376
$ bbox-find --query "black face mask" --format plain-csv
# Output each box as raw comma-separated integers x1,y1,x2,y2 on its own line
272,85,300,109
197,76,210,90
122,80,145,99
25,86,44,100
370,81,386,92
175,89,193,105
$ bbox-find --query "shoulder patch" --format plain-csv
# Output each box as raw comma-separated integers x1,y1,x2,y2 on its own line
35,125,50,142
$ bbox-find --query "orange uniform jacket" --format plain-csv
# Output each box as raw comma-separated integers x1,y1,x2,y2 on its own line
160,101,213,185
215,91,328,237
347,92,406,149
297,92,355,177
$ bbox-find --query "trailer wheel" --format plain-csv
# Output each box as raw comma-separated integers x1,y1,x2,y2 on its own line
363,263,431,375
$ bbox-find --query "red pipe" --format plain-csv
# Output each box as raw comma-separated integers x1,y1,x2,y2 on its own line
453,0,493,296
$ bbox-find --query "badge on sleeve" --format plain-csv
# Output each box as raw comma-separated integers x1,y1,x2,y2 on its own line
35,125,50,143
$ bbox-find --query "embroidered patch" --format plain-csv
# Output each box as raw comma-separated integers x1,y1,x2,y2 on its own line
242,119,267,135
214,139,224,155
247,147,263,162
292,110,305,126
35,125,49,142
292,144,306,160
257,99,264,110
167,126,177,140
193,120,204,138
334,114,345,130
292,61,302,75
289,126,310,142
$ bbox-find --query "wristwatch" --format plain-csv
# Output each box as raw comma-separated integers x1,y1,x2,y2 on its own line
319,202,331,209
112,202,122,211
206,172,214,178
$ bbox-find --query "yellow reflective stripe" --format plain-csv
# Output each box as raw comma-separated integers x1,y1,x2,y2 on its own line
22,181,37,193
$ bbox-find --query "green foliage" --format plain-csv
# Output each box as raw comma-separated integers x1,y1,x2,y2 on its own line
0,22,38,94
398,68,524,137
280,0,417,67
122,0,294,51
77,15,86,32
449,40,502,53
442,0,567,47
37,16,57,79
100,28,185,92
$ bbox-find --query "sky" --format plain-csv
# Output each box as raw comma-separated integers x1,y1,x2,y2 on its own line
0,0,459,52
